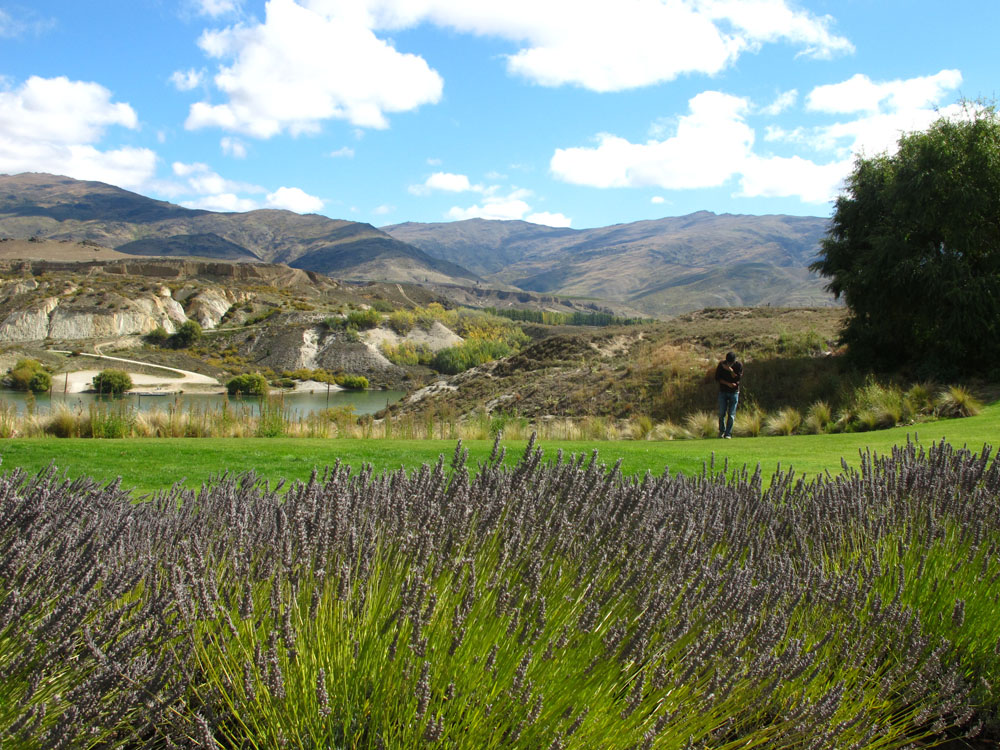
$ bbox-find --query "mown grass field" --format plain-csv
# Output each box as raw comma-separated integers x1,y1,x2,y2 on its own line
1,400,997,496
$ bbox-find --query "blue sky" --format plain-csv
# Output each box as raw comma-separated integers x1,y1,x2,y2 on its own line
1,0,996,229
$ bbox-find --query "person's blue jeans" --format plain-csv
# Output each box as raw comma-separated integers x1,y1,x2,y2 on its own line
718,392,739,437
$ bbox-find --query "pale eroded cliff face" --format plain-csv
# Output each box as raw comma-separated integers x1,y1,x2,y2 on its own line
0,282,238,341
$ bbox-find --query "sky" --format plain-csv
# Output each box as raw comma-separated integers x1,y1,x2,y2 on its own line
0,1,997,230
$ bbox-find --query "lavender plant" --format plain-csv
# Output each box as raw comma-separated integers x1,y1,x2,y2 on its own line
1,436,998,747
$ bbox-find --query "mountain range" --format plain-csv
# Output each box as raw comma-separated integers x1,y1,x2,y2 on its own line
0,173,836,316
383,214,834,315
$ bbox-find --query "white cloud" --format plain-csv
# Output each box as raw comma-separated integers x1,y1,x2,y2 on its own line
185,0,443,137
0,7,55,38
526,211,572,228
172,161,263,195
446,188,564,223
182,193,259,212
372,204,394,215
220,136,247,158
764,70,967,157
409,171,475,195
760,88,797,116
0,75,155,189
699,0,853,59
170,69,205,91
651,196,666,204
551,91,754,189
197,0,241,17
739,154,851,203
426,157,442,166
329,146,355,158
305,0,851,93
806,70,962,115
266,186,324,213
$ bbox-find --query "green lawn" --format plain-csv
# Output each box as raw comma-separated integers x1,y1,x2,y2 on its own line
1,402,997,497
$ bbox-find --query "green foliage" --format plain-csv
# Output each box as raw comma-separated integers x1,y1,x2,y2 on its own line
432,339,513,374
170,319,203,348
91,369,133,395
380,341,434,366
244,307,280,326
226,372,269,396
145,326,169,345
335,374,369,390
813,102,1000,377
387,309,416,334
345,308,382,329
7,358,51,392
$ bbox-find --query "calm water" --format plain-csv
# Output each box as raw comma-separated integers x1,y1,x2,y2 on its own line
0,388,406,417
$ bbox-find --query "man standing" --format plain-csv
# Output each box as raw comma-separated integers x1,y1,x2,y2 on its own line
715,351,742,439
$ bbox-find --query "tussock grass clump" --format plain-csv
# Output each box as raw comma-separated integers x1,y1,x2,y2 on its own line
2,438,998,746
683,410,718,439
935,385,983,418
763,407,802,436
733,405,764,437
803,400,833,434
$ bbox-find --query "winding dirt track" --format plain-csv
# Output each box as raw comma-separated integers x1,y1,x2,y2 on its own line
48,348,219,394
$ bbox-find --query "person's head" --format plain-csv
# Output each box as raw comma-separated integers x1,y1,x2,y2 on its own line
725,351,736,364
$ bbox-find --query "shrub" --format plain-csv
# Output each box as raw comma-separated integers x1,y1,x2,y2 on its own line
145,326,169,345
92,369,133,395
387,310,416,334
226,373,269,396
346,308,382,329
432,339,513,375
381,341,433,366
335,374,369,390
170,319,203,348
7,358,50,392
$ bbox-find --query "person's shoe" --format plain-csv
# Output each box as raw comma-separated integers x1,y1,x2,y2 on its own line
718,432,724,438
723,435,732,439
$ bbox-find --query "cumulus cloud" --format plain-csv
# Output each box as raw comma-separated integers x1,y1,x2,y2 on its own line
550,90,850,203
526,211,572,228
0,75,155,189
220,136,247,157
184,0,443,137
305,0,851,92
551,92,754,189
446,188,569,225
651,196,666,204
409,171,475,195
760,88,798,116
738,154,851,202
806,70,962,115
266,186,324,212
182,193,259,212
196,0,241,17
170,69,205,91
778,70,966,157
172,161,263,195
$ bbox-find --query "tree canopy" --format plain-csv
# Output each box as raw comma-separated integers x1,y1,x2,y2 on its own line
812,102,1000,377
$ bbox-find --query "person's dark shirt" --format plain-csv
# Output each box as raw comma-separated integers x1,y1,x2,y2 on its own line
715,360,742,393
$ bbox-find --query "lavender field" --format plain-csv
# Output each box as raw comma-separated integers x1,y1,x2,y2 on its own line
2,436,998,748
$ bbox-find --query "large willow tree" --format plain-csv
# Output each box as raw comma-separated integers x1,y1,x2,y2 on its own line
813,103,1000,377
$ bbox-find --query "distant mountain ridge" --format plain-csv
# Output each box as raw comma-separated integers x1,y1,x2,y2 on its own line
383,213,836,315
0,173,481,286
0,173,837,316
